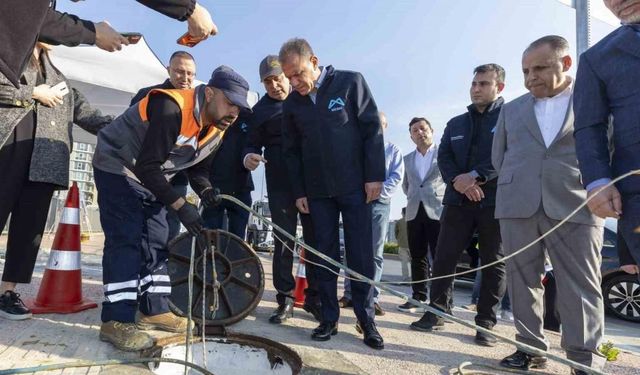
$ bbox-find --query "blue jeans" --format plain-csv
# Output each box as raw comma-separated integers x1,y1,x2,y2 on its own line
343,200,389,302
202,191,252,239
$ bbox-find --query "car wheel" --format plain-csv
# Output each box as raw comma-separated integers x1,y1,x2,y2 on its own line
602,273,640,323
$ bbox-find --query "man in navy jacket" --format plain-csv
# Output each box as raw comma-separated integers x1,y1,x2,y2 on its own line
410,64,506,349
280,38,385,349
574,0,640,273
243,55,321,325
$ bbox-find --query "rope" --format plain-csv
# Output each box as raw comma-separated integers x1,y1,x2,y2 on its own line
219,178,639,375
201,233,208,370
0,357,215,375
184,232,198,375
284,170,638,286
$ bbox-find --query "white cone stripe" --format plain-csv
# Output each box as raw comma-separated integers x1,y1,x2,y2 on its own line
296,264,306,278
104,279,138,292
60,207,80,225
142,286,172,294
46,250,81,271
106,292,138,303
139,274,171,286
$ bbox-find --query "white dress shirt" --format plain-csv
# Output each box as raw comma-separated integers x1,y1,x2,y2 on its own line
414,145,435,181
534,82,573,148
308,66,327,104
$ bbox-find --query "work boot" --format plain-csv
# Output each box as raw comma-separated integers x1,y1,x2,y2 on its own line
410,312,445,332
136,311,194,333
99,321,154,351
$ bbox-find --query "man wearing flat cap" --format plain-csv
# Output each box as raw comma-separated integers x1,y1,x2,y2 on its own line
92,65,252,351
244,55,322,325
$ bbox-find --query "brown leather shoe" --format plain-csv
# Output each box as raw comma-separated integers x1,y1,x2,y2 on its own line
99,321,154,351
338,297,352,308
136,311,194,333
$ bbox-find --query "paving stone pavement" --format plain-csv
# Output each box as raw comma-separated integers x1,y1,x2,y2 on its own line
0,233,639,374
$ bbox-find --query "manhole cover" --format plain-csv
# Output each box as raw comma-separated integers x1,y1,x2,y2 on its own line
167,230,264,326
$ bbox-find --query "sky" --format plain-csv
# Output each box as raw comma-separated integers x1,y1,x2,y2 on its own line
59,0,619,220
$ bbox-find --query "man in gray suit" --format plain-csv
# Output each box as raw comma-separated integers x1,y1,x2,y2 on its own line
397,117,445,313
492,35,605,374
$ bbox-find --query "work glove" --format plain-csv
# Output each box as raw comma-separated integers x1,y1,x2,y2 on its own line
176,202,204,236
200,187,222,207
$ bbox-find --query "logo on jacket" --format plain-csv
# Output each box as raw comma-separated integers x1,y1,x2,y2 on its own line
328,97,346,112
240,122,248,132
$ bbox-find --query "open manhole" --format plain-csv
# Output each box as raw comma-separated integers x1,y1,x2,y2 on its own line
160,230,302,374
148,334,302,375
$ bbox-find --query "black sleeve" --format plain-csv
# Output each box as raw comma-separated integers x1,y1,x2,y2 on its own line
135,0,196,21
72,87,113,135
354,73,385,183
243,110,266,159
133,95,183,206
187,150,214,196
437,121,462,184
471,127,499,182
130,87,152,106
282,101,306,199
39,9,96,46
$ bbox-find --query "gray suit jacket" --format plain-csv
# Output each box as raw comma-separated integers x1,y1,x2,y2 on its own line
0,51,112,189
402,147,445,221
491,92,602,226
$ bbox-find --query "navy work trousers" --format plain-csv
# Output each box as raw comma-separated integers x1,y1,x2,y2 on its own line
95,168,172,323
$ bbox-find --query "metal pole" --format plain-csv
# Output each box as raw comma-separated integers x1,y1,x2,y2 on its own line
574,0,592,57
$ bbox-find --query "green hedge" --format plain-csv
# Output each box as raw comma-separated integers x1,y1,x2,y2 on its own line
383,242,399,254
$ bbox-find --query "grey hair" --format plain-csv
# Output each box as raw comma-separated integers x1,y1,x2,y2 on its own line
279,38,315,63
524,35,570,58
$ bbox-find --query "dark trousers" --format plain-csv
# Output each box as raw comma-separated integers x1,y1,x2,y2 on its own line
202,191,252,239
407,202,440,301
619,194,640,269
308,190,375,324
429,204,505,328
0,112,56,284
95,168,171,323
269,190,319,305
166,181,188,241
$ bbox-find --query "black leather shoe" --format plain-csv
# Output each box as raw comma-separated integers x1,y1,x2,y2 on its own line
311,322,338,341
268,302,293,324
500,350,548,370
570,369,588,375
356,321,384,350
409,312,445,332
474,330,497,347
302,302,322,322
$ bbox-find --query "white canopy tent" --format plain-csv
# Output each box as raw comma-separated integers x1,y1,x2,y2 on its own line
50,37,258,144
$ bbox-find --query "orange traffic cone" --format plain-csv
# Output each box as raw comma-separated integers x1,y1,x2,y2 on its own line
292,247,308,308
26,182,97,314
